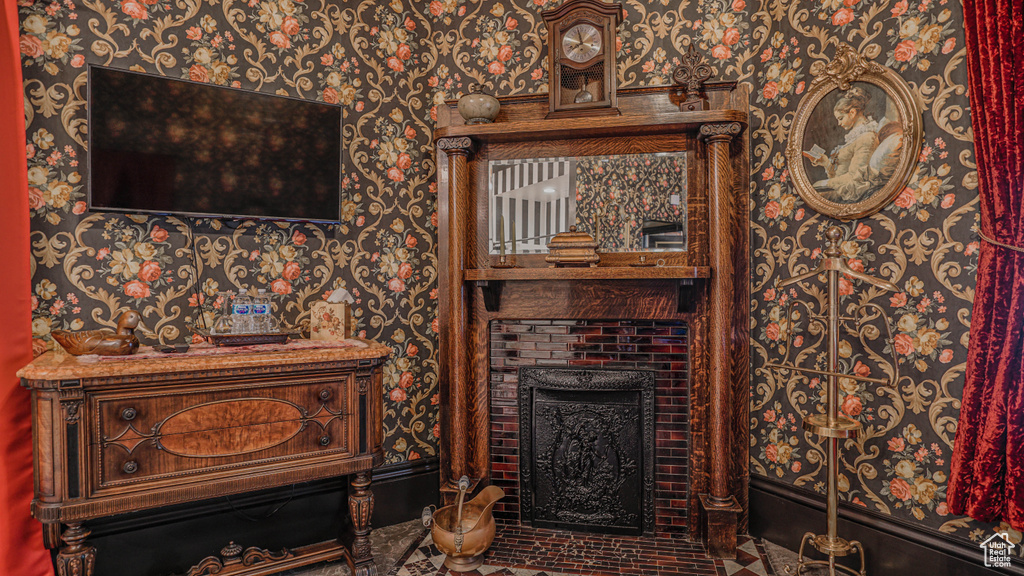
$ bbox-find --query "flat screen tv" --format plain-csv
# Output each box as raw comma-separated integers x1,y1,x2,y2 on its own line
88,66,343,223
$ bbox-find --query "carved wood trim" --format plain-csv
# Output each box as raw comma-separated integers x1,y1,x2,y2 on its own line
348,471,374,562
63,400,82,423
55,523,95,576
436,137,475,154
672,45,713,111
184,542,293,576
699,121,743,141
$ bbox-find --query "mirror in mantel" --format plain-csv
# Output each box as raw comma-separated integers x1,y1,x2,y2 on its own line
488,152,687,255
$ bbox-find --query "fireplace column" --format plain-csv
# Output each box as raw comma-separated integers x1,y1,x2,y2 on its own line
437,137,478,500
698,122,743,559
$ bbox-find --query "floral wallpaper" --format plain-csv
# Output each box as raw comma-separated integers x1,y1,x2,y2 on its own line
422,0,1016,554
574,154,687,251
19,0,440,465
18,0,1020,555
740,2,1004,550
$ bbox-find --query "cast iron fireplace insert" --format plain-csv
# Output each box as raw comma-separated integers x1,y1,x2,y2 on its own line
518,367,655,536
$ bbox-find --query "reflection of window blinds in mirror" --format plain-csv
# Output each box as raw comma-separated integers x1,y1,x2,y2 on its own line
490,158,574,253
491,158,569,195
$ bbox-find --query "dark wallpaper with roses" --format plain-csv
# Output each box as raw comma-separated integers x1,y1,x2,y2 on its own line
20,0,441,466
424,0,1011,552
19,0,1018,553
574,154,687,251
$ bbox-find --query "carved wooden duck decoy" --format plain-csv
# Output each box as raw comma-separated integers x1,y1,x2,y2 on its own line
51,310,142,356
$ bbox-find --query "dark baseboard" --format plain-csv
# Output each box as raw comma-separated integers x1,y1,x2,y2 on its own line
60,459,439,576
369,456,440,527
750,476,1023,576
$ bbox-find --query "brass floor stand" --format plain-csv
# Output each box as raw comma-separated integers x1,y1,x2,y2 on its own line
769,227,899,576
794,532,865,576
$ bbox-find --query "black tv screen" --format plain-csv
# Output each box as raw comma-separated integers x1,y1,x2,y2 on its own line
88,66,343,222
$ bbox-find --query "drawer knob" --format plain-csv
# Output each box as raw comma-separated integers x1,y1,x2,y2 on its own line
319,389,332,401
122,460,139,474
121,407,137,421
319,435,331,446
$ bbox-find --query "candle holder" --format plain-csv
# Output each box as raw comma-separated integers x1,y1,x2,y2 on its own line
629,254,657,267
495,214,520,267
491,255,518,268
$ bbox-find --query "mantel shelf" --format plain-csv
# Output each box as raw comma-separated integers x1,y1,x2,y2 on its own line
434,110,747,144
464,266,711,282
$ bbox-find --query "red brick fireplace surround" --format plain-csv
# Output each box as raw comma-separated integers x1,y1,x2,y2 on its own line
489,319,690,536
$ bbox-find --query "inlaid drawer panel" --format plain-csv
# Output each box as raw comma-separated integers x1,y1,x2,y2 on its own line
90,375,354,492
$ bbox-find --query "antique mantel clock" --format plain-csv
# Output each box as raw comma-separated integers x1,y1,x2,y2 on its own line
542,0,623,118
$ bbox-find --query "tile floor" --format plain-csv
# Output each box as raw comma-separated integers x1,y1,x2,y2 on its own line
282,520,817,576
389,524,777,576
279,520,426,576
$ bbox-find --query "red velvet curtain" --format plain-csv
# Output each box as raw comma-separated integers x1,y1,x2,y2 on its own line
947,0,1024,530
0,0,51,573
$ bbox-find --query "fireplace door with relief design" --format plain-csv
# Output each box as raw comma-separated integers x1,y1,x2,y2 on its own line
518,367,655,536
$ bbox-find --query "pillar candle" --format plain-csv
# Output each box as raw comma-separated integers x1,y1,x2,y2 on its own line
499,215,505,257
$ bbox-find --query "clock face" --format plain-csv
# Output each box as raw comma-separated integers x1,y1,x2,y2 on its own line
561,23,602,63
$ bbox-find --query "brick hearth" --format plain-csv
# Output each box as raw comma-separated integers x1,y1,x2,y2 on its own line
391,524,779,576
489,319,689,535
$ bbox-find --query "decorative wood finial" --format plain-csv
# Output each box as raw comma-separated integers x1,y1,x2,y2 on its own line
672,44,714,111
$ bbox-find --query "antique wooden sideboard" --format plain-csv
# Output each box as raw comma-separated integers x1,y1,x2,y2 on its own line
433,83,750,557
18,341,390,576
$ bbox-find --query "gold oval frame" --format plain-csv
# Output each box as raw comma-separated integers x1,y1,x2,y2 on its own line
786,44,923,221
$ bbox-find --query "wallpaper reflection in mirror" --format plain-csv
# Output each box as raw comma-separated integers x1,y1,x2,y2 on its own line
488,153,687,254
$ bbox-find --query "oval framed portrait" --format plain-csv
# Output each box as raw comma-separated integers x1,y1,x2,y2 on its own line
786,45,923,221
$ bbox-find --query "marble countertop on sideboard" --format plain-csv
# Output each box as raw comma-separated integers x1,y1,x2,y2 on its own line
18,338,391,382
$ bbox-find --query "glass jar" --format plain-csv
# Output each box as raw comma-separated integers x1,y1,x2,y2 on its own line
211,291,233,335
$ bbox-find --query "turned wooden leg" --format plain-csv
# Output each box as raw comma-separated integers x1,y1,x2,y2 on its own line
348,471,376,576
55,523,95,576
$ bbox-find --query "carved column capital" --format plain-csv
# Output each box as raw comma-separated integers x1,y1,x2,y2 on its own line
437,137,476,156
699,122,742,142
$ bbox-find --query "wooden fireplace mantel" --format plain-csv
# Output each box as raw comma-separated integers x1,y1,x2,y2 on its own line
464,266,711,281
433,108,747,142
434,85,750,558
